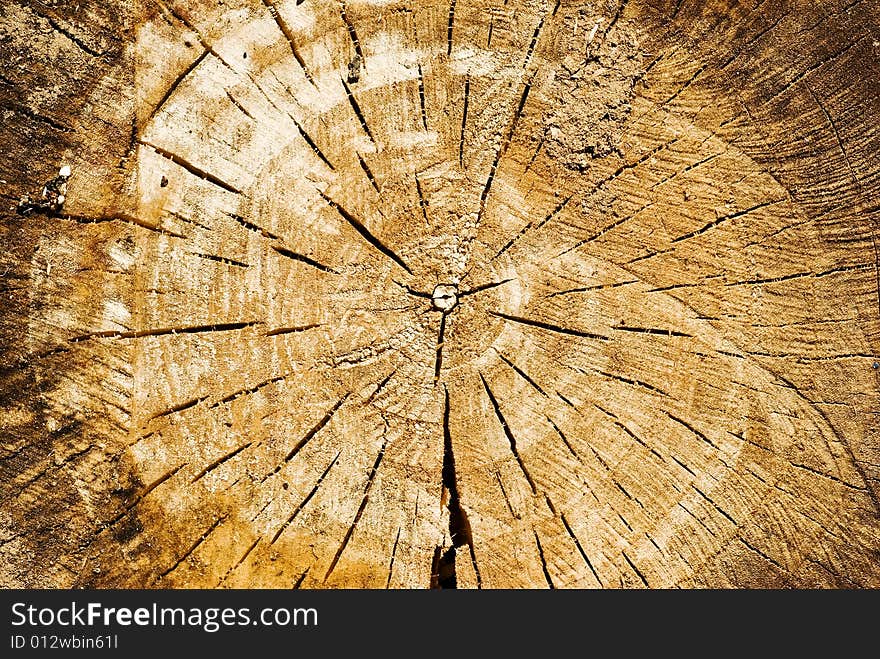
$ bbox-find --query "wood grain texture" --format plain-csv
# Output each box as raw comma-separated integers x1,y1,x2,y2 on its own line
2,0,879,589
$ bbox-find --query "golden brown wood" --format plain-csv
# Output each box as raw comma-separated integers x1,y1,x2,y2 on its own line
2,0,880,588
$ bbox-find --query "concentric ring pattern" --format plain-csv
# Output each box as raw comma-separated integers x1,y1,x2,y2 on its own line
88,0,880,587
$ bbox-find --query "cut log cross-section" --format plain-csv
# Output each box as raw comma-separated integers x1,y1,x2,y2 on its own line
2,0,880,589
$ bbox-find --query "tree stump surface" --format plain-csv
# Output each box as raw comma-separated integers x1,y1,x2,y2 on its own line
2,0,880,588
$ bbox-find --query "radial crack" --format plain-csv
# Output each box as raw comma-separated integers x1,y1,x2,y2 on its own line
262,0,317,86
434,313,447,383
489,311,610,341
139,140,242,194
324,437,389,581
271,452,341,544
480,373,537,494
262,394,350,482
318,190,412,274
433,386,481,589
271,245,339,274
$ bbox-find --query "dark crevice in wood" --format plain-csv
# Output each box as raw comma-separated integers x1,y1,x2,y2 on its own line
432,386,480,589
480,373,537,494
65,212,187,238
533,529,555,588
271,451,340,544
652,152,722,189
459,278,515,297
816,263,872,277
213,373,289,407
414,174,430,226
762,34,869,105
385,527,401,588
548,279,637,297
671,454,697,477
662,64,708,108
265,324,322,337
429,546,445,588
7,444,95,501
318,191,412,274
363,369,397,407
601,0,630,44
599,139,679,191
147,396,208,423
489,311,610,341
217,538,259,585
105,463,187,530
433,313,447,383
719,13,787,70
615,481,645,509
621,551,649,587
189,252,250,268
610,326,693,337
324,437,389,581
417,63,428,131
627,248,672,264
725,271,813,287
561,513,602,586
147,49,209,125
339,1,364,61
224,211,280,240
341,77,375,143
225,90,255,121
564,215,636,253
497,352,547,397
522,4,556,71
788,461,866,491
593,404,664,462
476,80,531,228
495,470,518,519
192,442,253,484
167,210,211,231
546,417,584,463
288,115,336,170
494,192,570,262
664,412,720,450
446,0,457,56
358,153,381,193
692,485,737,525
524,136,544,173
69,322,259,343
678,502,716,537
158,515,227,579
32,6,106,57
271,245,339,274
283,395,349,464
262,0,317,86
0,102,74,133
139,140,242,194
292,567,309,589
594,370,670,397
671,199,785,243
459,76,470,167
261,394,349,483
648,282,700,292
739,537,786,571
